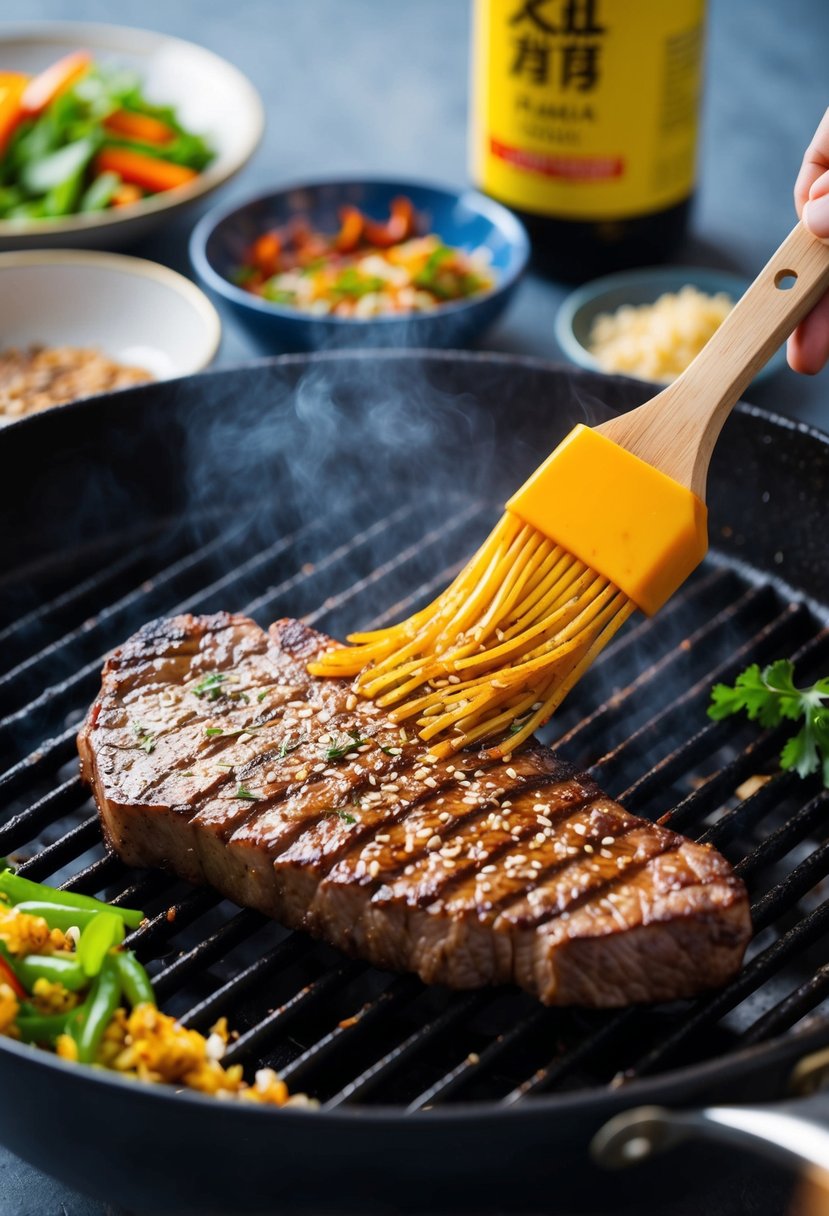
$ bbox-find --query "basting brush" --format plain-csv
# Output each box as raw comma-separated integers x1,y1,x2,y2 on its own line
309,224,829,757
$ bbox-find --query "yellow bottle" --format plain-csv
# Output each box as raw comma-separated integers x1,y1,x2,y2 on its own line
470,0,706,281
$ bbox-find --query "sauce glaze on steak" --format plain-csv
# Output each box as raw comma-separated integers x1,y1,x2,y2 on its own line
77,613,752,1006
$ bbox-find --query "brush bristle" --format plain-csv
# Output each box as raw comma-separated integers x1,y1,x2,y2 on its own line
307,511,635,755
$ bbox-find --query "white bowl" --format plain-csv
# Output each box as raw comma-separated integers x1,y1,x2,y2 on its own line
0,22,264,250
0,250,221,400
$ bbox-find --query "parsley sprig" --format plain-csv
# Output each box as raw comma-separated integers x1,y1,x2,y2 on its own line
708,660,829,785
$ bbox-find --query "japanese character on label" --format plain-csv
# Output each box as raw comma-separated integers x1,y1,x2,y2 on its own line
509,0,605,90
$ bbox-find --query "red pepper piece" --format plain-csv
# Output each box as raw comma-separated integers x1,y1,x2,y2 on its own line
363,196,416,247
335,205,364,253
0,954,26,1000
249,231,282,276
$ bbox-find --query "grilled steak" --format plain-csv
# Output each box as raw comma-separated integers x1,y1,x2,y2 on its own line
78,613,751,1006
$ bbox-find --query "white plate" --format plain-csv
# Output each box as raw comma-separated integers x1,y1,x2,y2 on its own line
0,22,264,250
0,250,221,408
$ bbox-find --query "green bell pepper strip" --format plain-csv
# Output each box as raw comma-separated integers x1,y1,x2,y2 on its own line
0,869,144,928
15,952,87,993
79,169,120,212
19,136,97,195
16,1010,71,1046
13,901,102,932
78,912,124,978
113,950,156,1009
74,956,122,1064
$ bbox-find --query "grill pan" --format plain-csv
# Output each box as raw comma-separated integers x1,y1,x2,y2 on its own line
1,350,829,1215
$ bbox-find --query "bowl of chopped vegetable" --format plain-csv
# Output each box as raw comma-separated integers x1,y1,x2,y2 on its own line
0,23,264,249
189,178,530,351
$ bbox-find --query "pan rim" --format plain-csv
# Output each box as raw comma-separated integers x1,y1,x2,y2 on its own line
2,345,828,450
0,1005,824,1122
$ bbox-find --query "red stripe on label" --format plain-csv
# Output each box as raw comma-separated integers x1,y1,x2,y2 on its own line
489,138,624,181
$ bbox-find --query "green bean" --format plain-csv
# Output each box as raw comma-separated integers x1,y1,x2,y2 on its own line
16,1010,71,1046
15,952,87,992
113,950,156,1009
74,957,122,1064
14,901,101,932
0,871,144,928
78,912,124,978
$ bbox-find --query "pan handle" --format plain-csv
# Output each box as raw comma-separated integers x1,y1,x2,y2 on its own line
591,1092,829,1189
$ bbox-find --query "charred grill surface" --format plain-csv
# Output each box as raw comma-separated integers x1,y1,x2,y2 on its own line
78,613,750,1007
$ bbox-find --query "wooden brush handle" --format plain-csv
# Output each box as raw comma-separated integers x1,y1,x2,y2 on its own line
597,222,829,498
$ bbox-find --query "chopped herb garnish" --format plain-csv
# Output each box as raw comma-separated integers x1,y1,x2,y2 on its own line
379,744,401,756
234,786,259,801
325,808,356,824
279,736,301,758
132,722,155,753
257,691,268,703
508,715,531,735
324,729,368,761
230,691,250,704
192,672,228,701
206,723,269,741
182,771,194,777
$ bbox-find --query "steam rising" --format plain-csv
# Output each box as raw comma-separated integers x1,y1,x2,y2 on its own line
0,351,648,771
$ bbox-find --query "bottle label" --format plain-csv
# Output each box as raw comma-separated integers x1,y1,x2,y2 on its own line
471,0,705,221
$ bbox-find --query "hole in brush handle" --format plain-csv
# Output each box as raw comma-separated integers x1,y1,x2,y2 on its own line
774,269,798,290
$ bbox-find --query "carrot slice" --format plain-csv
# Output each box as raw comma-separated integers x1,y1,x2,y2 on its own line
103,109,175,146
20,50,91,117
95,147,198,193
0,72,28,158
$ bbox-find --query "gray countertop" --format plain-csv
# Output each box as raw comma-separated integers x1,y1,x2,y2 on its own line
1,0,827,1211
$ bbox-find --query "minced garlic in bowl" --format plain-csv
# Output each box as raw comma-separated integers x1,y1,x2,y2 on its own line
587,285,733,383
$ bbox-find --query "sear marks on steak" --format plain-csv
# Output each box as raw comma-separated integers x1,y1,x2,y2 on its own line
77,613,752,1007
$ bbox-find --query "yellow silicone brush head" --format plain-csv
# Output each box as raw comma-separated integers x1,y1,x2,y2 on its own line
309,424,708,756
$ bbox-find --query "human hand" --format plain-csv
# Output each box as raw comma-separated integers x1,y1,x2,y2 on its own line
788,108,829,374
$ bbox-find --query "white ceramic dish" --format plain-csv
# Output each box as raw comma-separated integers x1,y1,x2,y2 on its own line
0,250,221,402
0,22,264,250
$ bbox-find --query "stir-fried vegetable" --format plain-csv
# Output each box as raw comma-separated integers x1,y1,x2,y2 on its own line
0,860,303,1106
0,867,144,927
235,197,495,317
0,50,213,220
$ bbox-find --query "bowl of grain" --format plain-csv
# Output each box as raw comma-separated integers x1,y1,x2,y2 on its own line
0,249,220,422
554,265,788,387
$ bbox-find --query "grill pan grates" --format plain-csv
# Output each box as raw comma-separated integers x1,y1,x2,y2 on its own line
1,490,829,1113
